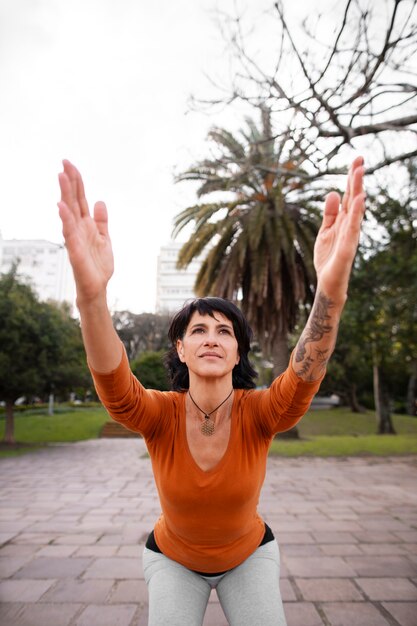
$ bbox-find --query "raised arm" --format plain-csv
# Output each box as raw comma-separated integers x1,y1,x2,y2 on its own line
292,156,365,381
57,160,122,372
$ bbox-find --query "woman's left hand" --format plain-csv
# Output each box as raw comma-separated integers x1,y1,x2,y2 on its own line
314,156,366,305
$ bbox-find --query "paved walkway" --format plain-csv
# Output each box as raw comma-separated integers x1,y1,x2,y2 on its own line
0,440,416,626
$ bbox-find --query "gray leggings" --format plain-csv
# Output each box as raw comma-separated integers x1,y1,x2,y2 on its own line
142,540,287,626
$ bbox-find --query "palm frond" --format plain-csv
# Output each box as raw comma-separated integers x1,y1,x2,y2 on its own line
207,128,246,160
177,222,219,268
172,202,227,238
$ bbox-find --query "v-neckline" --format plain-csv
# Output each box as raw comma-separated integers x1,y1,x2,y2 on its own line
181,391,237,474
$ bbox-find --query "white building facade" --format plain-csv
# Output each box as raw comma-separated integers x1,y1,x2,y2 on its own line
156,241,206,313
0,234,75,308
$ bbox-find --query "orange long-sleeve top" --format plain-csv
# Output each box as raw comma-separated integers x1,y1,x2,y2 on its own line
90,344,323,573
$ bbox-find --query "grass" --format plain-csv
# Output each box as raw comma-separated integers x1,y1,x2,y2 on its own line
0,406,109,457
0,405,416,458
270,434,417,457
295,408,417,437
269,408,417,457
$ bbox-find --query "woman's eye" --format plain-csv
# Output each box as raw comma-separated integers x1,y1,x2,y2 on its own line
192,328,204,334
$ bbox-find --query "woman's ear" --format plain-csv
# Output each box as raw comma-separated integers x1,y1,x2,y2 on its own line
176,339,186,363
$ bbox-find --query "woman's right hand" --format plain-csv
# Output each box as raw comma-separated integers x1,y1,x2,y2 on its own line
58,160,114,305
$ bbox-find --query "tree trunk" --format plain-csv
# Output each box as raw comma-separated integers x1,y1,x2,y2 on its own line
373,361,396,434
271,333,300,439
271,334,290,379
4,400,16,444
348,383,363,413
406,361,417,416
48,393,54,416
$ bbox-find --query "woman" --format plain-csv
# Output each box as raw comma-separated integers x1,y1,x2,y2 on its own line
57,156,365,625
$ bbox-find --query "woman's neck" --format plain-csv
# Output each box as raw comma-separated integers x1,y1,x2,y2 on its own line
187,375,233,409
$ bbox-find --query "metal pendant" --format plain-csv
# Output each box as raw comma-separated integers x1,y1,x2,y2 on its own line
201,416,215,436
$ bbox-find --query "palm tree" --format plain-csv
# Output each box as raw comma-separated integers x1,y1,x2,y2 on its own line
173,108,319,375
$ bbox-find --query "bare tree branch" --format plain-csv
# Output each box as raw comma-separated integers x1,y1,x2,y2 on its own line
189,0,417,179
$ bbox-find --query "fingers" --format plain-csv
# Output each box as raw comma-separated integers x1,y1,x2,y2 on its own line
320,191,340,230
93,201,109,237
57,200,75,241
347,191,366,232
60,160,90,218
342,156,364,212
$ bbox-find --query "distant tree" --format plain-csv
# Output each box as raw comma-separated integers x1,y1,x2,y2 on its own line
374,161,417,416
37,300,91,410
320,300,372,413
323,161,416,430
0,267,88,444
112,311,171,361
131,351,170,391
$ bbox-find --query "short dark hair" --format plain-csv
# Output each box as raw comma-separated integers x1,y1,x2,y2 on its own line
165,297,258,391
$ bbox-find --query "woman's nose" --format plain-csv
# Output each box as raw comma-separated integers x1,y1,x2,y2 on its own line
204,335,218,345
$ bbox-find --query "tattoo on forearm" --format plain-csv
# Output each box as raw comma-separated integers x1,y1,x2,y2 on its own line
297,355,314,378
294,292,335,381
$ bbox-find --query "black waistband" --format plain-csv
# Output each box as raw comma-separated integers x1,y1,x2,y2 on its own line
145,522,275,577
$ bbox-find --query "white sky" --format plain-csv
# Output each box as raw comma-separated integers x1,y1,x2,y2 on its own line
1,0,406,313
0,0,282,313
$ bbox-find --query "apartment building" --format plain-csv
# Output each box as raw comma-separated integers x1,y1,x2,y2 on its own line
156,241,206,313
0,234,75,307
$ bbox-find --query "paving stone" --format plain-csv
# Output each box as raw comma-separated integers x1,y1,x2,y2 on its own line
14,557,92,579
326,512,359,521
382,602,417,626
0,521,30,533
283,556,357,578
283,601,324,625
84,557,142,579
42,578,114,603
37,545,78,557
307,520,363,532
312,532,358,544
75,603,137,626
2,442,417,626
0,556,34,578
0,544,40,557
345,556,417,577
358,543,409,555
12,532,60,545
0,579,55,602
355,577,417,601
320,544,362,556
108,580,148,603
358,518,410,531
275,520,311,532
395,531,417,542
280,578,297,601
201,602,229,626
281,544,323,557
117,545,143,558
75,545,119,557
277,532,316,544
0,603,24,625
352,531,400,543
322,601,391,625
295,577,364,601
53,534,101,545
0,531,19,544
8,602,82,626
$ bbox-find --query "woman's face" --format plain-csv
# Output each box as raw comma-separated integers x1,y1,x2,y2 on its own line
176,311,240,381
